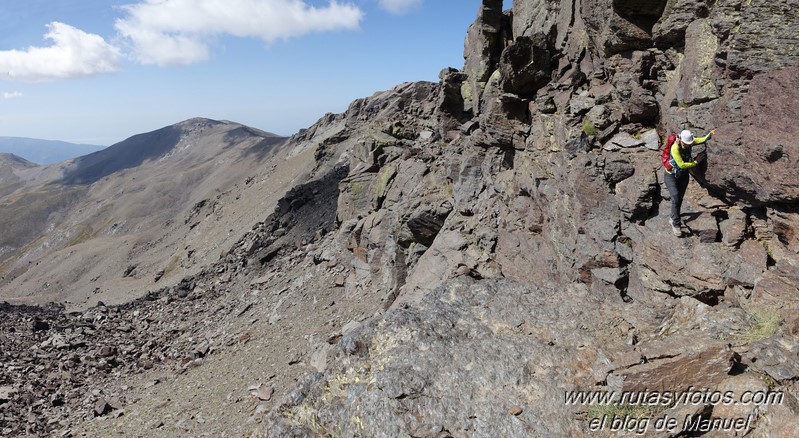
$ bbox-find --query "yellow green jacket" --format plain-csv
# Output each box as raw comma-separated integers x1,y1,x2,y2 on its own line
668,133,711,175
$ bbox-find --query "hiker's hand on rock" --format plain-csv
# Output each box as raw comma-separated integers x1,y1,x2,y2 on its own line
709,129,717,136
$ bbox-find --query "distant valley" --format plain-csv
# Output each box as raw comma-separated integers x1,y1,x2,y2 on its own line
0,118,303,308
0,136,106,164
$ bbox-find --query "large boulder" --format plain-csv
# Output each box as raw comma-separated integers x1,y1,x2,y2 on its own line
498,33,553,97
675,19,719,106
627,215,766,300
750,256,799,323
715,0,799,79
652,0,711,44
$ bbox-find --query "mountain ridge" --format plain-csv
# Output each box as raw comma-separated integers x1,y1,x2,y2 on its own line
0,117,297,308
0,136,106,165
0,152,38,167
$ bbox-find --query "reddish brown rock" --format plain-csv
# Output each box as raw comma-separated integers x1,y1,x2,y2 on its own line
685,211,719,243
712,373,769,427
700,66,799,206
614,345,738,393
719,207,748,247
751,257,799,318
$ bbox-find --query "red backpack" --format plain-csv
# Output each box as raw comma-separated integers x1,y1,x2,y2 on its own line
661,133,678,171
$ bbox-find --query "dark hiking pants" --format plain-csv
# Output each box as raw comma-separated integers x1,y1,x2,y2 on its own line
664,170,690,227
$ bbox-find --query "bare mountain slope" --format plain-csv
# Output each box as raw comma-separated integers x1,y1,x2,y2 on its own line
0,153,39,187
0,118,310,308
0,153,39,197
0,153,38,169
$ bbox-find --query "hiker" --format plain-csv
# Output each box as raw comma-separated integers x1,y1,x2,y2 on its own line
663,128,716,236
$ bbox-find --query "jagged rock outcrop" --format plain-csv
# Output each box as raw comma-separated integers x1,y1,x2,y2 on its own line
261,0,799,436
463,0,509,115
265,279,627,437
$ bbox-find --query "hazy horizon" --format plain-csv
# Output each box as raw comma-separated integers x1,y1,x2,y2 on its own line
0,136,106,164
0,1,505,145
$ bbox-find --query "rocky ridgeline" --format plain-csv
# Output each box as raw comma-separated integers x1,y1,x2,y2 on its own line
259,0,799,436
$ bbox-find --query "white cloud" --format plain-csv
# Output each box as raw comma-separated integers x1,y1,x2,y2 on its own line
0,22,121,82
115,0,364,66
2,91,23,100
378,0,422,14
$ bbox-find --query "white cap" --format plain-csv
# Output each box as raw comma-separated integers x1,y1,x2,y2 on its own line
680,130,694,144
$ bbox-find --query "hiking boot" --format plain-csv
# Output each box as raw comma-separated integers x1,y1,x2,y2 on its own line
671,223,683,237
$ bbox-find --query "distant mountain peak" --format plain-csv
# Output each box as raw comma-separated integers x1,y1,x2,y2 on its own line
0,137,105,165
0,152,39,168
174,117,281,138
175,117,227,129
58,118,285,186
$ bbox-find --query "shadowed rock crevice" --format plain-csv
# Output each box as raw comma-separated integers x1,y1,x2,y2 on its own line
249,164,348,270
613,0,668,36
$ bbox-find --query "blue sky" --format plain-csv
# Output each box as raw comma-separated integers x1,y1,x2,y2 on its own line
0,0,502,145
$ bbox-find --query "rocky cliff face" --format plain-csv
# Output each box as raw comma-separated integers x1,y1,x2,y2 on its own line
262,0,799,436
2,1,798,437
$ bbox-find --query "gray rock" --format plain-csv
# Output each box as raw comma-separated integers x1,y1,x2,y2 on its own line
748,337,799,382
630,218,728,298
684,211,719,243
653,0,711,44
569,95,595,116
0,385,15,402
463,0,506,114
249,384,275,402
604,156,635,184
94,398,115,417
264,279,619,437
592,267,625,285
751,256,799,323
586,104,610,130
723,240,767,288
641,129,660,151
404,202,453,247
607,132,645,149
452,151,485,215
